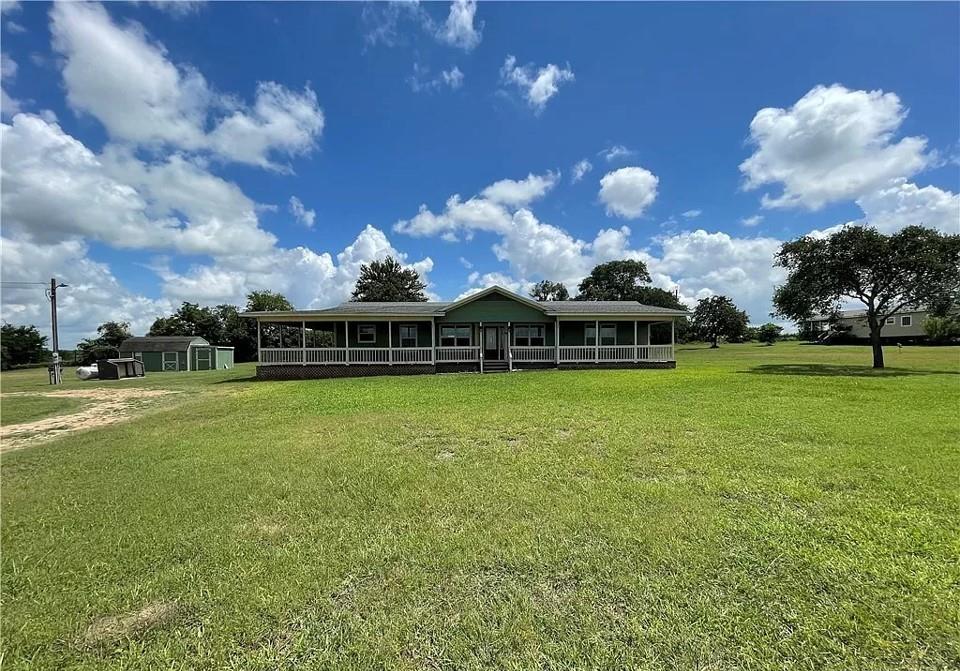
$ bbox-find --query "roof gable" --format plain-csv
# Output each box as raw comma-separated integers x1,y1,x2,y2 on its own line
442,286,547,314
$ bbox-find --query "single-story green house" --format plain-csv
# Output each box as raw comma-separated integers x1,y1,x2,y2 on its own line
118,336,234,372
241,285,686,380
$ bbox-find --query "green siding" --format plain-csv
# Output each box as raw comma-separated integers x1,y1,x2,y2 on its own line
391,322,432,348
560,320,655,345
140,351,164,372
442,298,547,323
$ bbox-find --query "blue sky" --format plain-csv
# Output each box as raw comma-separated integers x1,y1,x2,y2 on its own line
2,1,958,345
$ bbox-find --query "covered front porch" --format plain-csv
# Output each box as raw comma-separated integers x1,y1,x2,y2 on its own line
254,317,676,370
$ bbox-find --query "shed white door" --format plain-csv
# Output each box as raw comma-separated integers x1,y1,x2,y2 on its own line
162,351,179,371
196,347,211,371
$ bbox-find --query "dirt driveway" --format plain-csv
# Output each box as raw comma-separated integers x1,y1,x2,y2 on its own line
1,388,179,453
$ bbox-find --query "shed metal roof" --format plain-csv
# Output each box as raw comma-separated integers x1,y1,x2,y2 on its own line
119,336,209,352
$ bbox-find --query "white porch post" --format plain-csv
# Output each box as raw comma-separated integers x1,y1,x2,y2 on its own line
430,318,436,364
388,320,393,365
595,319,599,363
278,323,283,349
301,320,306,365
344,320,349,366
633,320,638,363
256,318,261,362
671,319,675,360
554,319,559,365
507,321,512,372
647,322,652,355
479,321,484,373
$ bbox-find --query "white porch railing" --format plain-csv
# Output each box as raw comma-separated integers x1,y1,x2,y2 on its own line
436,346,480,362
510,346,554,362
558,345,674,362
260,348,304,364
261,347,434,365
392,347,433,363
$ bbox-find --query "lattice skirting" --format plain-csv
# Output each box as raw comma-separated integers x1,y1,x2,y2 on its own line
256,360,675,380
256,364,436,380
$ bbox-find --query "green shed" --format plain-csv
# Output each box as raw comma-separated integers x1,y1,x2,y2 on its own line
118,336,235,372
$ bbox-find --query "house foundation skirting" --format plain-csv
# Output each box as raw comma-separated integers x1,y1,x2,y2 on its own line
257,360,675,380
256,364,436,380
558,361,676,370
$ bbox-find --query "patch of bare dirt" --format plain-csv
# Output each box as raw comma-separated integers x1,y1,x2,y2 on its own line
1,388,179,452
81,601,179,646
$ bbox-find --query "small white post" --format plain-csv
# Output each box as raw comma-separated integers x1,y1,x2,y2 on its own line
430,318,436,365
595,319,599,363
388,320,393,365
278,323,283,349
256,319,261,362
507,322,512,371
647,323,652,359
634,320,638,363
479,321,484,374
344,320,349,365
301,320,306,365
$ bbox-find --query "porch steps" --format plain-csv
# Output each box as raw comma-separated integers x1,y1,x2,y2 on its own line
482,360,510,373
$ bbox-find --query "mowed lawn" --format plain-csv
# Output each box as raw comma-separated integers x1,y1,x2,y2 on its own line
1,343,958,670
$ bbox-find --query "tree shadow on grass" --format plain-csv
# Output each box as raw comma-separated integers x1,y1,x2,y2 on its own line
744,364,958,378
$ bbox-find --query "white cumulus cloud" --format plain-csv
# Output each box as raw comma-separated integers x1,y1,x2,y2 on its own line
499,55,574,113
740,84,934,210
436,0,482,51
288,196,316,228
599,166,659,219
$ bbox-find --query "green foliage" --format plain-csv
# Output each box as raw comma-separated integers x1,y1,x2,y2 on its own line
76,321,132,364
351,256,427,302
246,290,294,312
576,259,652,300
774,225,960,367
1,324,48,369
148,303,222,342
691,295,749,347
529,280,570,301
923,316,960,344
756,323,784,345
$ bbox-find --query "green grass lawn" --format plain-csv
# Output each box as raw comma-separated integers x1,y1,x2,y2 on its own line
1,343,958,670
1,394,87,426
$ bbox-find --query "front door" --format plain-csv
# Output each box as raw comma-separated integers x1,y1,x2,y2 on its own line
484,326,501,361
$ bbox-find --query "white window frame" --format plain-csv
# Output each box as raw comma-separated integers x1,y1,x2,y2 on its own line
886,317,895,325
133,351,143,361
357,323,376,344
585,323,597,346
900,315,912,327
440,324,471,347
514,324,545,347
399,324,418,348
600,323,617,346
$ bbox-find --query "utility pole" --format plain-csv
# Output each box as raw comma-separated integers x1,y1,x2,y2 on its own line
48,277,66,385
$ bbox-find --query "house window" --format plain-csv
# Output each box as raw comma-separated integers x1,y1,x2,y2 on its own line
440,324,471,347
133,352,143,361
357,324,376,344
901,315,912,327
514,324,544,347
399,324,418,348
886,317,895,325
585,323,597,346
600,323,617,346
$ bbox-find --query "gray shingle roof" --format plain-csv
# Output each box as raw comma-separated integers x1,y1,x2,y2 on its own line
541,301,686,315
119,336,209,352
312,302,450,315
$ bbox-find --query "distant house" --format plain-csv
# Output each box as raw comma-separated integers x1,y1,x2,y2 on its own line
240,285,687,380
118,336,234,372
801,307,932,343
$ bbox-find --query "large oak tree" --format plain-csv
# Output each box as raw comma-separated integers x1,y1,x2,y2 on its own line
773,225,960,368
691,296,749,348
351,256,427,302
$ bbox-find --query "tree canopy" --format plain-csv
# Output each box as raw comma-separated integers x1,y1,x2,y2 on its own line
529,280,569,301
77,321,132,364
756,323,783,345
773,225,960,367
576,260,652,301
351,256,428,302
691,296,749,348
1,324,48,368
